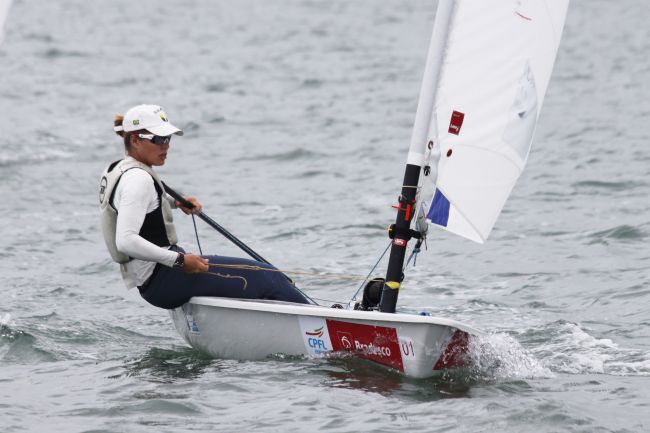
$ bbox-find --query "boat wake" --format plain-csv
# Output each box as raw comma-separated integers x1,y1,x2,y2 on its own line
0,313,56,363
530,321,650,376
469,321,650,379
121,346,216,381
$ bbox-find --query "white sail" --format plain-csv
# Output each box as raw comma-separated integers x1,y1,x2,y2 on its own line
0,0,12,45
414,0,569,243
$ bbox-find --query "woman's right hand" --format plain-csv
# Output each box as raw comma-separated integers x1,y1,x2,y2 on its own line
183,254,209,273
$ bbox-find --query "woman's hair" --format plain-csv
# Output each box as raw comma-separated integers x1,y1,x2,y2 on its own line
114,113,125,137
114,114,148,151
114,113,131,150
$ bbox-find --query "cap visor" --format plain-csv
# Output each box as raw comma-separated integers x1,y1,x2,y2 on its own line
146,122,184,137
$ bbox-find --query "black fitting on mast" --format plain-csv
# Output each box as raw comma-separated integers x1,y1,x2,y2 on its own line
388,224,423,241
379,163,422,313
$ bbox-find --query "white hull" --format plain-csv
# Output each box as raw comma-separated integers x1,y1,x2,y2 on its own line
170,297,480,379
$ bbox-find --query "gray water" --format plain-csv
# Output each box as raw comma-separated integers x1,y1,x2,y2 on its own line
1,0,649,432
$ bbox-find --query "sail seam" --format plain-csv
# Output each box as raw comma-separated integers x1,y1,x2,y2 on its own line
450,142,527,174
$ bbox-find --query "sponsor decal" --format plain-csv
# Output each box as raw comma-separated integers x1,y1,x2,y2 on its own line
132,119,140,126
99,176,107,203
326,320,404,372
338,332,353,349
433,330,470,370
182,304,200,335
307,337,328,351
399,337,416,359
305,326,328,351
299,317,332,357
448,110,465,135
305,326,324,338
392,238,407,247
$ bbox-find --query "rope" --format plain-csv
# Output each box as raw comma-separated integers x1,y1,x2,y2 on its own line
206,263,369,281
404,235,427,270
349,241,391,303
192,214,203,255
404,245,420,269
201,270,248,290
184,208,318,305
185,201,419,307
310,297,349,305
204,263,331,306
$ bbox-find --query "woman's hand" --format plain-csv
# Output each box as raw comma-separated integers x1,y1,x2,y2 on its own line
177,196,202,215
183,253,209,273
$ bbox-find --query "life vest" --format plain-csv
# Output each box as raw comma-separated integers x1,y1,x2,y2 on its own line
99,157,178,264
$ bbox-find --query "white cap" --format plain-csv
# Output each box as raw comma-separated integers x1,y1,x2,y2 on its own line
114,104,184,136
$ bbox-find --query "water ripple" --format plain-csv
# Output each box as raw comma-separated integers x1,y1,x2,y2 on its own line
572,180,645,192
588,224,647,243
237,148,327,162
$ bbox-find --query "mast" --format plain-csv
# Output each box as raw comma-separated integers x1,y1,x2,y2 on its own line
379,166,421,313
379,0,455,313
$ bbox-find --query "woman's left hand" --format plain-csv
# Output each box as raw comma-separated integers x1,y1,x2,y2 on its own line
183,254,209,273
177,196,202,215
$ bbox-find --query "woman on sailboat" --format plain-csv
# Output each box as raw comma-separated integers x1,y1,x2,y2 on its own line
99,104,311,309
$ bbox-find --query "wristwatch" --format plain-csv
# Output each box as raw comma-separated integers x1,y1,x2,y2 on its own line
174,252,185,269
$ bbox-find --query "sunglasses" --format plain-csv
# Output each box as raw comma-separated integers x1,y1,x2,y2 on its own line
138,133,171,145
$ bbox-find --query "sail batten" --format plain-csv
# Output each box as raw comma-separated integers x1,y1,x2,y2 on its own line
415,0,569,243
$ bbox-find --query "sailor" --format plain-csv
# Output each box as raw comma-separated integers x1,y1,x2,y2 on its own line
99,104,311,309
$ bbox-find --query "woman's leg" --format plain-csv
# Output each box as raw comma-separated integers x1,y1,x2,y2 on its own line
140,254,311,309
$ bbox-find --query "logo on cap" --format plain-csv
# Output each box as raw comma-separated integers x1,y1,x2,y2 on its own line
159,113,168,122
133,119,140,126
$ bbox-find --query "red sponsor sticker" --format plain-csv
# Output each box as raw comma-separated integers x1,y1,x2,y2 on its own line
433,330,470,370
326,320,404,372
448,110,465,135
392,238,407,247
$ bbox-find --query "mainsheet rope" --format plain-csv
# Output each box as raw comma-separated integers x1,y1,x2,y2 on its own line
204,262,371,281
349,241,392,304
188,184,424,306
192,214,203,255
201,270,248,290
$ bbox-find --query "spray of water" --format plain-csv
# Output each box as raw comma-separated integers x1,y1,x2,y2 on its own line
465,332,553,380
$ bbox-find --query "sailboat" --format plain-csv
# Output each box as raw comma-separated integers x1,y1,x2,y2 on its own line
170,0,570,378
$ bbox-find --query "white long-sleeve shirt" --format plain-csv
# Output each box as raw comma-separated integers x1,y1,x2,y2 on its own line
113,168,178,288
